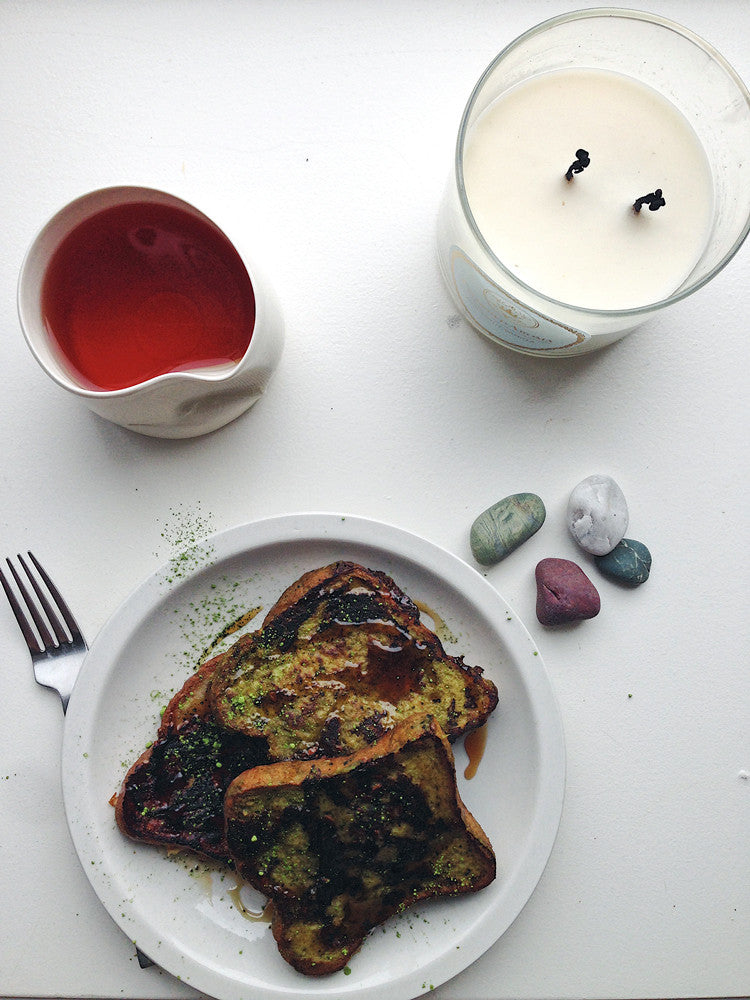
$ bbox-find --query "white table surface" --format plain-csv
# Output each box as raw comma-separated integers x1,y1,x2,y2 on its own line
1,2,749,999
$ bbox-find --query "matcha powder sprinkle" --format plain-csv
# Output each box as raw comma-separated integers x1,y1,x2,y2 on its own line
157,501,217,583
155,503,260,672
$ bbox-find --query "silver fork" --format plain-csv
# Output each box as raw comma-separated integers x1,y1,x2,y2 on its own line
0,552,156,969
0,551,87,713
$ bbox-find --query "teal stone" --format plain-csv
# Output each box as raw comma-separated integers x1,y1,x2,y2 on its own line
594,538,652,586
470,493,546,565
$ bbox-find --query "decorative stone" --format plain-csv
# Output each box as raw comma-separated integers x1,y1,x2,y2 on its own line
595,538,652,586
470,493,546,565
567,474,628,555
535,557,601,626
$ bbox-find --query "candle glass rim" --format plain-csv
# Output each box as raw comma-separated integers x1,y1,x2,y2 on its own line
455,6,750,319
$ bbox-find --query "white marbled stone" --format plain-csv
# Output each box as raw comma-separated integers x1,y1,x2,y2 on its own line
566,474,629,555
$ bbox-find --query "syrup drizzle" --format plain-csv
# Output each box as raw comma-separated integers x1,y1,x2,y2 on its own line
463,725,488,780
415,600,489,780
228,884,273,923
199,605,262,663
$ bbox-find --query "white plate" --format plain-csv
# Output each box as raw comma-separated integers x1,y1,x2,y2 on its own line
62,513,565,1000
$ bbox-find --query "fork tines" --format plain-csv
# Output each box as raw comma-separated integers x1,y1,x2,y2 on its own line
0,552,81,655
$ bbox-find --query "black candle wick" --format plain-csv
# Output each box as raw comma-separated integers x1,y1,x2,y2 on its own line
565,149,590,181
633,189,666,213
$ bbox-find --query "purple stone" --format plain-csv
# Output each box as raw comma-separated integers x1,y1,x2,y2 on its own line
535,558,601,626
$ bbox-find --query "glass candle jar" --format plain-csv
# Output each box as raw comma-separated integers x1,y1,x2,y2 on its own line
437,8,750,356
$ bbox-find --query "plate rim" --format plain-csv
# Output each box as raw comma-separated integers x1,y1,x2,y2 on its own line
62,511,566,1000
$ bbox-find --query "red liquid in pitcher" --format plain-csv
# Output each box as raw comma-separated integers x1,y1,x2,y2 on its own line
41,201,255,391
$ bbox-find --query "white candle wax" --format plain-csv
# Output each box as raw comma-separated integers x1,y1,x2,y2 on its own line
463,68,715,311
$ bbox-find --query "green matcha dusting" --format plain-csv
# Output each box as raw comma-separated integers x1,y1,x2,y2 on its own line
172,582,261,672
157,501,217,584
155,502,262,677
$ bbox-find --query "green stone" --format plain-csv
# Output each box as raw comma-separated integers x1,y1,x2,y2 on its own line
594,538,652,586
470,493,546,566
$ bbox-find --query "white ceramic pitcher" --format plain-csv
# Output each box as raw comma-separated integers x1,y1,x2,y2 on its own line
18,186,284,438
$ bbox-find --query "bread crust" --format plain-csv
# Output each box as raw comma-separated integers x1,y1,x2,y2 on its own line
210,561,498,759
224,714,496,975
114,654,268,860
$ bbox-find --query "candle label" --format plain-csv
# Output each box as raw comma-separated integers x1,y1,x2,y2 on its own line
450,248,589,351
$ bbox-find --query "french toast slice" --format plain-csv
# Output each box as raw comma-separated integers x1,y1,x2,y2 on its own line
115,561,498,861
210,561,498,760
224,713,496,975
114,654,269,860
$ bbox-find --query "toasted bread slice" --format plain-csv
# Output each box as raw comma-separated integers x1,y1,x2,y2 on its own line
210,561,498,760
114,654,269,860
157,652,220,737
114,716,268,860
224,714,496,975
